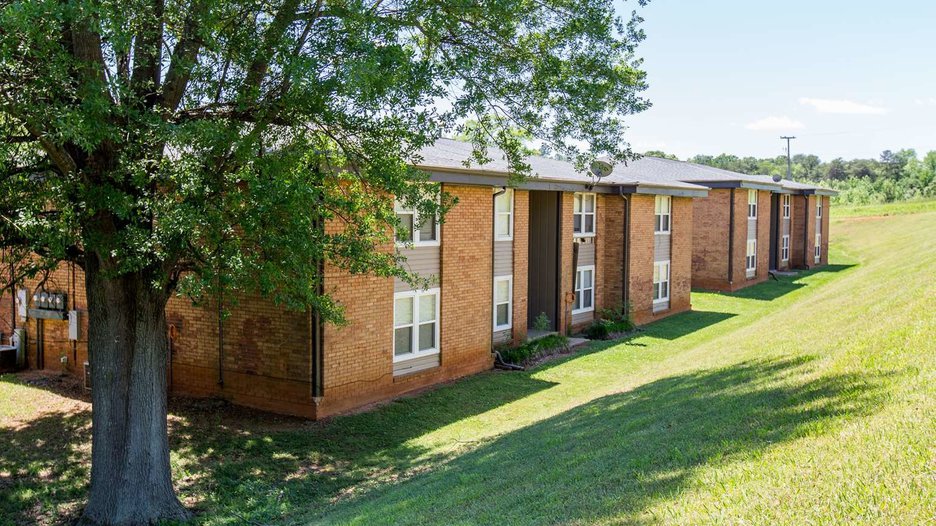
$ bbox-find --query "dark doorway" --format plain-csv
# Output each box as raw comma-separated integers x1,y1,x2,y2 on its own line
769,193,780,271
528,191,561,331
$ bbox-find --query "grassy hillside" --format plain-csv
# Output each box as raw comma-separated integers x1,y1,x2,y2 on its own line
1,203,933,525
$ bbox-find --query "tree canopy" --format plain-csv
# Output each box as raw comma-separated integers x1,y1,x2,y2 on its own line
0,0,653,522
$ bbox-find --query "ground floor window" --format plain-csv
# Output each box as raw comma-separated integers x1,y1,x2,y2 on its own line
493,275,513,330
393,288,440,361
746,239,757,272
815,233,822,262
781,235,790,262
653,261,670,304
573,266,594,313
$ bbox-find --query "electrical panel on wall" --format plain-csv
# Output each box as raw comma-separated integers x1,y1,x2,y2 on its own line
68,310,80,341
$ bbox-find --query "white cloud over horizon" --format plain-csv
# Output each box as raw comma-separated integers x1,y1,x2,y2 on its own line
744,116,805,131
798,97,888,115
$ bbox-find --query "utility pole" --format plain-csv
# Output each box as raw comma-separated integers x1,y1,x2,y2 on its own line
780,136,796,180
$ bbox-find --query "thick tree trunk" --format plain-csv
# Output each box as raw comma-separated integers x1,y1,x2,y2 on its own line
79,256,190,525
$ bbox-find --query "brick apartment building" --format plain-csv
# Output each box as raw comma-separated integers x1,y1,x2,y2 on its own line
0,140,712,418
0,143,831,420
615,157,835,292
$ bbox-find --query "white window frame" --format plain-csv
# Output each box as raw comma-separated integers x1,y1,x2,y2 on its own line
815,233,822,262
654,195,671,234
493,275,513,330
782,194,791,219
392,288,440,362
494,188,514,241
572,265,595,314
394,200,440,247
747,189,758,219
746,239,757,272
781,235,790,262
573,193,597,237
653,260,670,305
816,199,823,219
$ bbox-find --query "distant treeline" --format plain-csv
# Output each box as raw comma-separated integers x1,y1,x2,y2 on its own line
644,149,936,205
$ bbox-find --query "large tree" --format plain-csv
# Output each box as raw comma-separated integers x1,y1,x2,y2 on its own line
0,0,650,523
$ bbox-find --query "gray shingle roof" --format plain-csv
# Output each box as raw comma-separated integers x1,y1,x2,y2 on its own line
416,138,710,192
416,139,835,195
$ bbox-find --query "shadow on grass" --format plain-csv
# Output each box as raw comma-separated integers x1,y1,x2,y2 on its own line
641,309,736,341
702,263,858,302
0,369,557,525
0,409,90,525
317,356,890,525
166,370,559,522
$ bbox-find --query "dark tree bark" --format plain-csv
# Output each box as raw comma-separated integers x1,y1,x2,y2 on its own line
79,254,190,525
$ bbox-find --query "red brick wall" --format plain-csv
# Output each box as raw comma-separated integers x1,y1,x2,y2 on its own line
691,189,732,290
512,190,529,344
0,290,13,339
669,197,694,316
316,183,494,418
18,266,89,375
627,195,655,325
754,190,772,283
599,194,625,311
558,192,575,333
169,292,313,417
627,195,692,326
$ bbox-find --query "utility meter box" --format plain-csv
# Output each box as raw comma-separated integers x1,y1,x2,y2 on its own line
68,310,80,341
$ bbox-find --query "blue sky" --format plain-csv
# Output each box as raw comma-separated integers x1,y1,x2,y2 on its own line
619,0,936,160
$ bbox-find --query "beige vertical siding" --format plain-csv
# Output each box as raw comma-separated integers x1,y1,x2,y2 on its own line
393,353,440,377
577,241,595,266
394,245,440,292
653,233,671,262
493,240,513,277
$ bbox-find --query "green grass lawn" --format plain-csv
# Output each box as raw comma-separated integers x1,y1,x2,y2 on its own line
831,197,936,218
2,203,934,525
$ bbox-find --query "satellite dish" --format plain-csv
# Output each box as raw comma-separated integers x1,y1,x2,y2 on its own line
589,159,614,179
772,173,783,183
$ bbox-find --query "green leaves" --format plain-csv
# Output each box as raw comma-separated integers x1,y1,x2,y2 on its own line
1,0,651,321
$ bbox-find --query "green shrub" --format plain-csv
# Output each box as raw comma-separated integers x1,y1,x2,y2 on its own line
532,312,551,332
497,334,569,366
585,319,613,340
591,302,635,337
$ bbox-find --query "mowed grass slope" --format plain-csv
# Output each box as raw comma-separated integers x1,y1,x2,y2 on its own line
1,204,934,526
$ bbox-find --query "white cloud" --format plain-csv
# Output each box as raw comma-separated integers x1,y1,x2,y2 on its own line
915,97,936,106
744,116,805,131
798,97,888,115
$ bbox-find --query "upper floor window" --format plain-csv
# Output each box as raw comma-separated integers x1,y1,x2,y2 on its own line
573,266,595,313
573,193,596,237
494,189,514,240
747,189,758,219
782,194,791,219
395,200,438,246
393,288,440,361
816,199,823,219
654,195,671,234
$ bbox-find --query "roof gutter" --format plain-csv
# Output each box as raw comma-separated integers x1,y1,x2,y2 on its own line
727,188,735,285
619,187,631,310
491,186,507,351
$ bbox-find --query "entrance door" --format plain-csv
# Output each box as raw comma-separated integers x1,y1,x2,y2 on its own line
527,191,560,330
